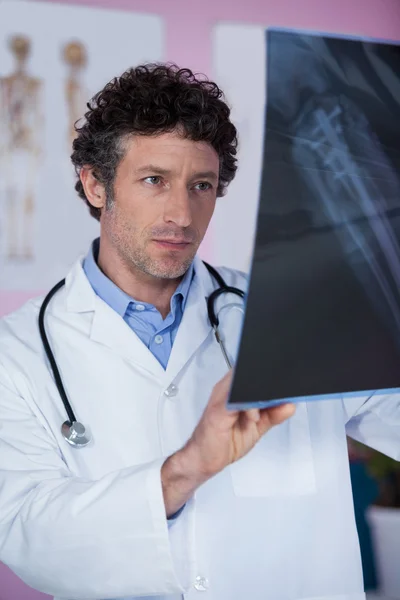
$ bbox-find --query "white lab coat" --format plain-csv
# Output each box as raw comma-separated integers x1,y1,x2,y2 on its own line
0,255,399,600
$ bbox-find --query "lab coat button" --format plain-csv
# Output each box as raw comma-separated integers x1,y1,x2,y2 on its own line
164,383,178,397
194,575,209,591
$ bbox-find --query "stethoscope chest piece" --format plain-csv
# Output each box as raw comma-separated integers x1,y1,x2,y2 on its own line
61,421,91,448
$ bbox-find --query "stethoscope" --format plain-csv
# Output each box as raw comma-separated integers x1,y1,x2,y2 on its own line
38,261,245,448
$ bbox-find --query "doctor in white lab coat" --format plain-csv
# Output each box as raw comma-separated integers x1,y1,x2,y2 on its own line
0,63,399,600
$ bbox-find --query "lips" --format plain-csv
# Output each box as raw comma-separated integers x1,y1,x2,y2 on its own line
153,239,192,249
153,238,193,244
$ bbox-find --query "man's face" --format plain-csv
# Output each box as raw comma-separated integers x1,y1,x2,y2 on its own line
101,131,219,279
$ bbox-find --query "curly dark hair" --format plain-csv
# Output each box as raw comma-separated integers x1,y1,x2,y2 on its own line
71,63,238,220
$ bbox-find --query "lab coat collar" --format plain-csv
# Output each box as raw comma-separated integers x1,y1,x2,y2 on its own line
65,256,96,313
63,255,216,381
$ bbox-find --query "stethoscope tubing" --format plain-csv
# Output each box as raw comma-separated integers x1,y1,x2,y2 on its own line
38,261,245,447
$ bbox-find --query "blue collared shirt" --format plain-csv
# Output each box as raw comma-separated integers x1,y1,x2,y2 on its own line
83,238,195,369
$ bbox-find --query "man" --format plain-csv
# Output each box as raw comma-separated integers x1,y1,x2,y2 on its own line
0,63,399,600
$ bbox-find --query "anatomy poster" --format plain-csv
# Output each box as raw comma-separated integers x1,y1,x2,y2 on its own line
228,29,400,407
0,0,164,290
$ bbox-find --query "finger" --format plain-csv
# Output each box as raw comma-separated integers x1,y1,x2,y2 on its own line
211,370,233,406
216,370,233,391
257,402,296,433
246,408,260,423
265,403,296,426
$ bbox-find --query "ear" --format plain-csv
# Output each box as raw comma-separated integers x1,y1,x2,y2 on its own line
80,167,106,210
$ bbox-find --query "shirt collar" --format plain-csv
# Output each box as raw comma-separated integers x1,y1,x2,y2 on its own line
83,238,195,317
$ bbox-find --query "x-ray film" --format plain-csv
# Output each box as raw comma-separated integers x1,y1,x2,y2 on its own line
228,28,400,409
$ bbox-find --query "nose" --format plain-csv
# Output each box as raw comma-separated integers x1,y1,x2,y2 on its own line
163,186,192,228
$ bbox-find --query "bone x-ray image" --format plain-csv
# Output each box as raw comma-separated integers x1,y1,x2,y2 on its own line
228,28,400,408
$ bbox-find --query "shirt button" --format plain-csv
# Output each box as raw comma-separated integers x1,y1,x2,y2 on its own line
154,334,164,345
194,576,209,591
135,304,145,311
164,383,178,397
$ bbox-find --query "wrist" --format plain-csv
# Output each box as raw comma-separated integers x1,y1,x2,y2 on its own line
165,443,210,491
177,441,214,485
161,445,209,518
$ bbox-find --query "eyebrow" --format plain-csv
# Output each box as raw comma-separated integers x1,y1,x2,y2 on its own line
135,164,219,182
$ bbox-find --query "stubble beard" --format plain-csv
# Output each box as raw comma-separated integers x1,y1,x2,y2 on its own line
129,241,197,280
105,199,198,280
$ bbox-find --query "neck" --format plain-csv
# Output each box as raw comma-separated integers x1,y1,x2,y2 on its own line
97,239,183,319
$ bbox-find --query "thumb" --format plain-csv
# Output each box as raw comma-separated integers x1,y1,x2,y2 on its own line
260,402,296,428
212,370,233,406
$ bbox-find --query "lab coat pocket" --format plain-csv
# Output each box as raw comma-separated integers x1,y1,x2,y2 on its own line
229,402,317,497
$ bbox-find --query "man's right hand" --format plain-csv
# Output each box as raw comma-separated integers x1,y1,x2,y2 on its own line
161,371,295,518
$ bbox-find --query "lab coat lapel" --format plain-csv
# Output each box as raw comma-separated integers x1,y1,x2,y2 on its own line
90,299,165,378
165,257,214,381
64,257,165,379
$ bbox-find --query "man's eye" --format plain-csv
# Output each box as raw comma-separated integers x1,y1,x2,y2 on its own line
195,182,212,191
144,176,161,185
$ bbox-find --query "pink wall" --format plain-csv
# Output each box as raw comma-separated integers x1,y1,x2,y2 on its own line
1,0,400,598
